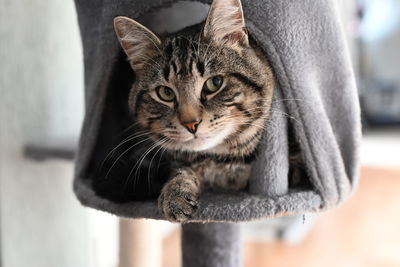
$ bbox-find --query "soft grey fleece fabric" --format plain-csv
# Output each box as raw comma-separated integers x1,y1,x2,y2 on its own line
73,0,360,222
73,1,360,266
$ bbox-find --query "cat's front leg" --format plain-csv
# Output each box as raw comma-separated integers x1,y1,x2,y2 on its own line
158,168,201,222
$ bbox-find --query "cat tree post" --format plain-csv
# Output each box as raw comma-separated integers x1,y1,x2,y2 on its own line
181,223,242,267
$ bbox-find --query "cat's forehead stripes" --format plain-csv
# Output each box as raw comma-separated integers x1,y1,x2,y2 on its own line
163,36,204,79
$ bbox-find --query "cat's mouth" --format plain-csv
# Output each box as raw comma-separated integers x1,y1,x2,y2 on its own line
156,134,214,152
157,122,235,152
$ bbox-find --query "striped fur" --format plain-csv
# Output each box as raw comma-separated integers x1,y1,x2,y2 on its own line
114,0,275,222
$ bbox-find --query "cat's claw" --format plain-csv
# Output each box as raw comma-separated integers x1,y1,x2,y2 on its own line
158,178,200,222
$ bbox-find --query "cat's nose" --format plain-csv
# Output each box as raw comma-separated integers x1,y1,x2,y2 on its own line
181,119,201,134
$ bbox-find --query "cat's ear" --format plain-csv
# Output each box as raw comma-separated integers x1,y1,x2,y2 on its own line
203,0,248,46
114,16,162,70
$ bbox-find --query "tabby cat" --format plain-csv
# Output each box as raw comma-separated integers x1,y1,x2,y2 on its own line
113,0,275,222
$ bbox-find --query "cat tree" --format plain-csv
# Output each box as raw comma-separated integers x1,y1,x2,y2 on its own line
73,0,361,266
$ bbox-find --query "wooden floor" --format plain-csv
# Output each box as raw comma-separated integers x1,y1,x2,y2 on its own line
162,166,400,267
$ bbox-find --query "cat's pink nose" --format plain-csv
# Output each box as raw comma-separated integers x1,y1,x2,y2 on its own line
181,120,201,134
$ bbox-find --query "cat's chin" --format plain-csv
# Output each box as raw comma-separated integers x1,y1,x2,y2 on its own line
183,137,220,151
166,135,226,152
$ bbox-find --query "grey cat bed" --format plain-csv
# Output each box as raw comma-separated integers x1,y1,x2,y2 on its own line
73,0,360,266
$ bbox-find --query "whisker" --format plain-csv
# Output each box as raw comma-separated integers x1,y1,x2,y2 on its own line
222,105,301,124
228,122,269,131
156,142,169,174
146,139,170,193
100,126,165,168
100,130,152,170
118,121,141,136
104,136,154,179
269,109,301,124
272,98,311,105
130,137,168,190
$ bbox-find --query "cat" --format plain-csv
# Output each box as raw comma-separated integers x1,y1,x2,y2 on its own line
111,0,275,222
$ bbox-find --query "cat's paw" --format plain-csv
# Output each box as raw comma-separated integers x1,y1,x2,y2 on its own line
158,172,200,222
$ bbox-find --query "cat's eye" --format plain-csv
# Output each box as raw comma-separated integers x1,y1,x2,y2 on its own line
203,76,224,94
156,86,176,102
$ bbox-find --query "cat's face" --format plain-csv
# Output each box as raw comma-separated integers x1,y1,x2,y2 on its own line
114,0,274,154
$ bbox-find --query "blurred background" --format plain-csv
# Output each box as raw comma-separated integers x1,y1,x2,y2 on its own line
0,0,399,267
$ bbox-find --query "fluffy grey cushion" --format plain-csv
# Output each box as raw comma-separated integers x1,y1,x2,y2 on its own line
73,0,361,222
